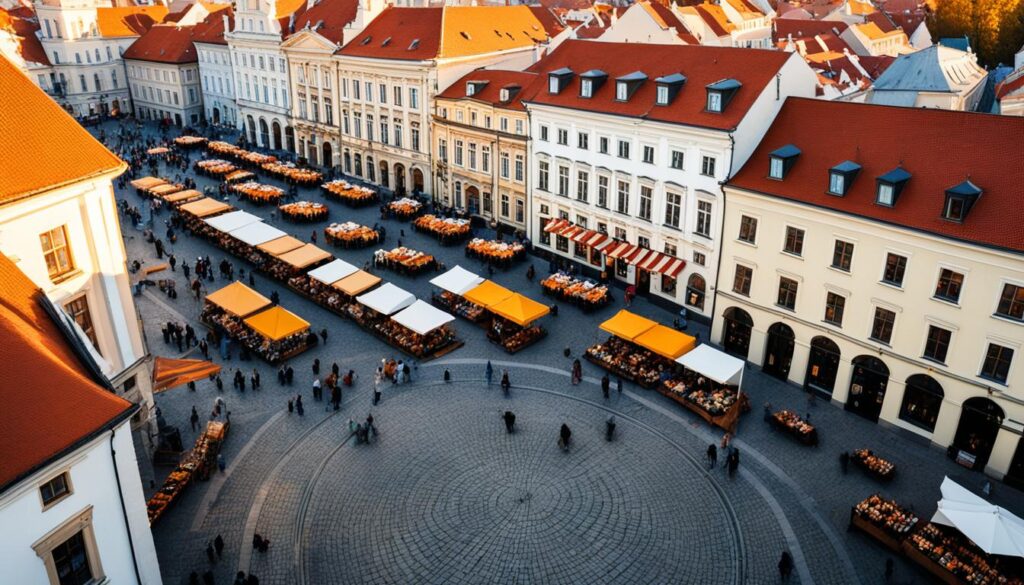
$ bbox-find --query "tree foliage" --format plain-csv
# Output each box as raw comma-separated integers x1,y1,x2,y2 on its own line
928,0,1024,67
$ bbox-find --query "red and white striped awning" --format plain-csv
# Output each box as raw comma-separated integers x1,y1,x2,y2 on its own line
562,225,586,240
605,241,639,260
544,218,570,233
579,231,612,251
637,251,687,278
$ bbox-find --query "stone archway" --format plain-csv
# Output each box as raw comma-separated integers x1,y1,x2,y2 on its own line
846,355,889,422
721,307,752,359
212,107,221,124
412,167,424,194
952,397,1004,471
379,160,389,188
394,163,407,195
762,322,795,381
899,374,944,432
804,336,840,397
272,120,283,150
285,126,296,153
466,185,481,215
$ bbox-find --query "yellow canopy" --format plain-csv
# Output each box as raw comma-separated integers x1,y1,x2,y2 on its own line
153,357,221,393
163,189,202,203
490,293,550,326
244,306,310,341
599,309,658,341
275,243,332,268
149,183,181,196
130,176,165,190
180,197,233,218
634,325,697,360
333,270,381,296
205,281,271,317
463,280,513,308
257,235,305,256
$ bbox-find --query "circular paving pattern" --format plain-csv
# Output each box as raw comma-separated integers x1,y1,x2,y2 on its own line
298,383,741,585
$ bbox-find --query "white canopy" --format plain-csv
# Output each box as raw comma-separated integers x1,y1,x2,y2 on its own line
357,282,415,316
430,265,484,295
205,210,262,233
391,300,456,335
932,476,1024,557
229,222,287,246
675,344,744,387
307,258,359,285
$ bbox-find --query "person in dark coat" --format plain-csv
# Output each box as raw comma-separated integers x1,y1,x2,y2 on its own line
728,448,740,477
839,451,850,474
331,385,341,411
601,374,610,399
500,370,510,394
706,444,717,468
559,424,572,450
503,411,516,433
778,551,794,581
312,359,320,375
285,366,294,385
214,535,224,558
191,407,200,431
295,395,304,416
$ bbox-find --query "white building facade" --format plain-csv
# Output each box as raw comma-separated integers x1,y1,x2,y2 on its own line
196,12,238,127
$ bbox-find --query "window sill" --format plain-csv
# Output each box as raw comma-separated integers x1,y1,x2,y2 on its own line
661,224,682,233
613,211,631,218
736,239,757,249
827,266,851,276
693,232,713,241
868,337,892,348
990,313,1023,326
878,280,904,292
977,374,1009,387
774,304,795,313
920,356,947,367
780,251,803,260
50,269,83,285
40,491,72,512
930,296,961,309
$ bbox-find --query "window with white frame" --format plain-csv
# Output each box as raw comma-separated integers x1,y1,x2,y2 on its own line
557,165,569,196
538,160,549,191
577,170,589,202
616,180,629,214
664,191,682,228
695,200,712,237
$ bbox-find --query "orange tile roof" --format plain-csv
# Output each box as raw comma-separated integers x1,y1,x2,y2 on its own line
848,0,876,15
680,3,734,37
0,58,125,205
96,5,169,38
0,6,50,65
0,253,134,493
438,69,540,111
191,7,232,45
643,2,701,44
855,21,903,41
288,0,358,44
273,0,307,20
123,23,199,63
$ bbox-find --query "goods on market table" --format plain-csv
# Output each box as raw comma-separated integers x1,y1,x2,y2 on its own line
231,181,284,203
853,495,918,537
325,222,379,247
378,246,434,272
852,448,895,479
413,214,471,241
279,201,328,222
772,410,818,444
262,161,322,184
147,146,169,155
196,158,237,176
322,180,377,205
388,197,423,218
540,272,609,306
663,382,740,416
466,238,525,267
907,523,1022,585
585,336,668,387
174,135,207,147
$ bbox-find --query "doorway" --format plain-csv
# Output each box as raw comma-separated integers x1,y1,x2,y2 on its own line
721,307,752,359
952,397,1004,471
846,355,889,422
804,336,840,397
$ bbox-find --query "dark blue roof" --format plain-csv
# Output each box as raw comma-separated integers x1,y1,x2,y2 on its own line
946,179,982,197
832,160,861,173
707,78,741,91
550,67,573,76
877,167,912,183
656,73,687,85
938,36,970,52
617,71,648,82
771,144,801,158
580,69,608,78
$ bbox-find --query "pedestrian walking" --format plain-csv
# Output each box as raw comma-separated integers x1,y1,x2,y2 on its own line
214,535,224,558
190,406,200,431
778,551,794,581
313,377,322,401
372,376,382,405
169,254,177,272
706,443,717,468
366,413,377,437
839,451,850,474
319,328,328,344
571,359,582,385
205,542,216,563
296,395,304,416
217,453,225,472
287,399,294,414
728,448,740,477
617,378,623,395
332,362,340,376
500,370,511,395
605,416,616,441
503,410,516,433
278,365,286,385
559,423,572,451
312,358,320,376
601,374,610,399
763,402,773,423
331,385,341,411
251,369,260,391
285,365,294,385
486,360,493,386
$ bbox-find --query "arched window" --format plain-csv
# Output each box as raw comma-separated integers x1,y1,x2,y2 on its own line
686,274,706,309
899,374,944,432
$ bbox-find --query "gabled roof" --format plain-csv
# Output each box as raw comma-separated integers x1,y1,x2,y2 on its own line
523,40,793,131
0,57,124,204
528,5,566,38
96,5,169,38
191,7,232,46
871,44,986,93
773,18,848,43
123,23,199,63
728,98,1024,253
0,6,49,66
641,1,700,44
288,0,359,45
0,253,134,493
339,6,554,61
438,69,540,111
680,3,733,37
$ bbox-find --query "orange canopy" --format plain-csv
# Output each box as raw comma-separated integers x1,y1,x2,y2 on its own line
149,183,181,196
244,306,310,341
257,235,305,256
462,280,513,308
205,281,271,317
490,293,550,326
599,309,658,341
333,270,381,296
130,176,165,190
634,325,697,360
180,197,233,218
275,243,332,268
163,189,202,203
153,357,221,392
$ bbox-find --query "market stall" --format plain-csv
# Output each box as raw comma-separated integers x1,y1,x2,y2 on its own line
287,258,360,315
257,235,305,257
388,197,422,220
130,176,166,195
389,300,462,358
242,305,315,363
279,201,328,222
147,420,229,524
540,272,611,312
201,281,272,323
178,197,234,235
487,292,550,353
585,310,675,388
147,183,183,199
324,222,379,248
851,448,896,481
346,282,414,328
262,161,321,185
266,243,332,281
200,210,262,246
220,221,287,260
662,344,748,432
850,494,920,552
206,141,276,167
162,189,203,206
224,169,255,184
465,238,525,268
322,179,377,207
376,246,435,276
769,410,818,446
195,158,237,178
173,135,207,148
231,181,284,205
429,266,486,322
333,269,382,300
412,214,471,245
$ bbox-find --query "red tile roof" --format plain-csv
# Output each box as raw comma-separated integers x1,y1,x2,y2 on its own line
191,7,232,45
773,17,847,43
0,253,134,493
338,6,443,59
0,57,125,204
644,1,700,44
728,98,1024,253
856,54,895,78
123,23,199,63
0,6,49,65
289,0,358,44
528,5,567,38
523,40,794,131
438,69,540,111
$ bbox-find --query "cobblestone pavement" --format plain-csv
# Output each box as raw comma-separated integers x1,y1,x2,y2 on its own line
94,121,1024,585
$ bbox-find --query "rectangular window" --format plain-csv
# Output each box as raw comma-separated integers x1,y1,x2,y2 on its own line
769,157,784,179
664,191,681,228
364,81,372,102
353,81,360,100
515,199,524,223
877,183,895,206
481,145,489,172
454,140,463,166
777,277,798,310
438,139,447,161
871,307,896,344
40,472,71,506
617,140,630,159
514,155,524,182
577,133,588,150
597,176,609,208
996,283,1024,320
695,201,712,237
829,172,845,195
538,161,549,191
557,128,568,145
599,137,609,154
468,143,477,169
693,251,706,266
824,292,845,326
539,125,549,141
40,226,74,280
701,156,716,177
832,240,854,271
393,86,402,106
783,226,804,255
409,87,419,109
882,253,907,287
500,194,510,218
656,85,669,105
935,269,964,303
981,343,1014,384
616,82,628,100
642,145,654,164
733,265,752,296
379,83,387,103
738,216,758,244
557,165,569,196
576,171,589,202
500,153,510,179
923,325,952,363
52,530,94,585
670,150,684,170
638,186,652,221
515,119,524,134
64,296,98,350
616,180,629,214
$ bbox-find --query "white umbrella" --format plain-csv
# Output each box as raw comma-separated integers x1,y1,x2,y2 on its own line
932,476,1024,557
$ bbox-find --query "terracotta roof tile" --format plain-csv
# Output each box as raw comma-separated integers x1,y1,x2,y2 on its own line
681,3,733,37
273,0,307,20
289,0,358,44
96,5,169,38
0,6,49,65
773,17,847,43
438,69,540,111
644,1,700,44
191,7,232,45
728,98,1024,253
0,253,133,493
0,58,124,204
524,40,793,131
338,7,443,59
528,5,566,38
123,23,199,63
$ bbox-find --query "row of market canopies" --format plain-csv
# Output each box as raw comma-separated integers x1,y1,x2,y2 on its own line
199,208,333,271
206,281,311,341
430,265,550,328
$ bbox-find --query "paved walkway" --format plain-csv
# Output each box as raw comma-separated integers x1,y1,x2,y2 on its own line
92,121,1024,585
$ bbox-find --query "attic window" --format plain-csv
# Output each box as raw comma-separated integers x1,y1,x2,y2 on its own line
408,39,419,51
614,71,646,102
548,67,573,95
465,81,487,97
499,85,520,103
579,69,607,98
499,88,509,101
655,73,686,106
943,179,982,223
875,167,911,207
706,78,741,113
460,31,471,40
360,35,372,45
381,36,391,46
768,144,800,180
827,160,860,196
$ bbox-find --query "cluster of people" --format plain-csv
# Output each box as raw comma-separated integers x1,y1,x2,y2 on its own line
705,433,741,477
188,532,262,585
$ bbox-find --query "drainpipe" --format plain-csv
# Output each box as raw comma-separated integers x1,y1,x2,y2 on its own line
710,131,736,350
110,428,144,585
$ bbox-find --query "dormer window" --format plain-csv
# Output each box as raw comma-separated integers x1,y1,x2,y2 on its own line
943,179,982,222
548,67,573,94
768,145,800,180
498,84,520,104
614,71,646,102
465,80,487,97
654,73,686,106
827,161,860,196
499,88,508,101
466,83,476,96
579,70,606,98
582,79,593,97
706,78,741,113
875,167,911,207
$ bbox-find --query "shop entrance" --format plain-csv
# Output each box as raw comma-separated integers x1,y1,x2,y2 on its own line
721,307,752,359
846,355,889,422
466,185,480,215
952,397,1004,471
762,322,795,381
636,268,650,295
412,168,424,194
804,336,840,397
394,164,407,195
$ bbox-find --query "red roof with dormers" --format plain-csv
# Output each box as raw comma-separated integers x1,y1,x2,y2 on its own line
523,40,794,131
289,0,359,45
773,18,848,43
729,98,1024,253
123,23,199,63
191,7,232,45
438,69,541,111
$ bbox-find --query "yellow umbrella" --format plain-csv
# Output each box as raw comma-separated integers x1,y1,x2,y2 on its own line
463,280,513,308
244,306,310,341
634,325,696,360
599,309,657,341
490,293,550,326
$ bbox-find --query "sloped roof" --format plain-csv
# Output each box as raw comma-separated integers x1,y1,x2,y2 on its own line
289,0,358,45
438,69,540,111
528,5,566,38
872,44,986,93
680,3,733,37
96,5,169,38
642,1,700,44
0,57,125,204
996,70,1024,100
273,0,307,20
773,17,847,43
0,254,134,493
191,7,232,45
728,98,1024,253
123,23,199,63
0,6,49,66
524,40,793,131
